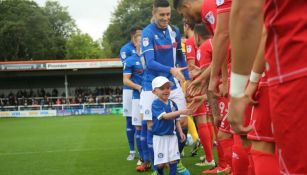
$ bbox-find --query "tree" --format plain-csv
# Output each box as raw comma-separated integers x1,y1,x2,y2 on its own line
0,0,55,61
101,0,183,58
0,0,77,61
43,1,78,59
66,32,103,59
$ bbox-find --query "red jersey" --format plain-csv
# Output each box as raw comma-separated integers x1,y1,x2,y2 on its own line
201,0,217,35
185,36,197,61
264,0,307,86
196,39,213,68
216,0,232,14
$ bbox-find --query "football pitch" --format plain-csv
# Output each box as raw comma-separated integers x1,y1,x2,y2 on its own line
0,115,219,175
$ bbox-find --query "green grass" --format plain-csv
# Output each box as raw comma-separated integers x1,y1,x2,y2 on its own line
0,115,219,175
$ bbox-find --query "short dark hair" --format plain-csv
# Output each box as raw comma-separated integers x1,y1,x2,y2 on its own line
153,0,170,8
193,22,211,39
173,0,185,10
130,26,143,36
183,18,195,30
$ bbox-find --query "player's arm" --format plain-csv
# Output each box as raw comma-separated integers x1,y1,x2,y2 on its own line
228,0,264,134
119,46,129,62
176,119,186,142
123,62,142,92
175,28,190,80
209,12,231,93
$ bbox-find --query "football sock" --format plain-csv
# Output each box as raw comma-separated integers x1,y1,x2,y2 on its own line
135,129,143,160
198,123,213,162
232,135,249,175
141,121,149,162
147,129,154,165
169,162,178,175
219,137,234,167
126,117,135,152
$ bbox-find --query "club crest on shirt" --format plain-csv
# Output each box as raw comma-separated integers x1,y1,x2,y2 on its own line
205,11,215,25
171,31,177,38
143,37,149,47
154,35,159,40
132,49,136,54
136,61,140,65
158,153,164,158
196,49,201,61
186,45,192,53
121,52,126,59
216,0,224,6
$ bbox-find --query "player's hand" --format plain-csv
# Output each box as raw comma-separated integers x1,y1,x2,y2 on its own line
188,95,206,113
179,109,193,115
180,132,186,143
170,67,188,83
188,64,201,79
245,82,259,104
208,74,220,97
228,96,253,134
187,78,207,96
218,82,228,97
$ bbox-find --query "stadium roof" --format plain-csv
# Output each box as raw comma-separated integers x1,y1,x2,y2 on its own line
0,58,122,72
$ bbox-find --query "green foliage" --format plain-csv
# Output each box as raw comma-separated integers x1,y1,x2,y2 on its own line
66,32,103,59
101,0,184,58
0,0,77,61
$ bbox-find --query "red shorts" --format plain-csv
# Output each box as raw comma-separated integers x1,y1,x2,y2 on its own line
218,97,231,133
247,86,274,142
216,0,232,14
227,105,252,135
205,101,212,116
269,76,307,174
193,103,206,117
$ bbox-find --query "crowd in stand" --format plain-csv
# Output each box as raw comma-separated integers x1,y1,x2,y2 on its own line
0,86,123,107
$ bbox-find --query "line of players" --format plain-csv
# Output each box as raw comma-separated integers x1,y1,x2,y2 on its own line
120,0,307,174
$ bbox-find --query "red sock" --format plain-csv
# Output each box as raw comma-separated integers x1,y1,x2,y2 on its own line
219,137,234,167
232,135,249,175
245,146,255,175
216,139,227,168
207,122,214,142
251,149,279,175
198,123,213,162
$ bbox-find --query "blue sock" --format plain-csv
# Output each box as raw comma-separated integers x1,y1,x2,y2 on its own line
135,129,143,160
126,117,135,152
147,129,154,166
141,121,149,162
157,166,164,175
169,163,178,175
176,127,188,153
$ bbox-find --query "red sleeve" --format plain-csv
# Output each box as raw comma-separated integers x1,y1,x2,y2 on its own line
201,0,217,35
185,37,196,60
199,39,213,68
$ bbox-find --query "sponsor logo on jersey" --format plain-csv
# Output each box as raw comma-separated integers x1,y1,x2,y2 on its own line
143,37,149,47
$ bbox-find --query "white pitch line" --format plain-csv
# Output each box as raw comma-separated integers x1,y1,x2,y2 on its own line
0,146,126,156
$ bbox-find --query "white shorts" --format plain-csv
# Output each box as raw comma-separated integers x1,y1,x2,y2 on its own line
139,90,145,114
132,99,142,126
153,135,180,165
142,87,187,121
123,89,133,116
